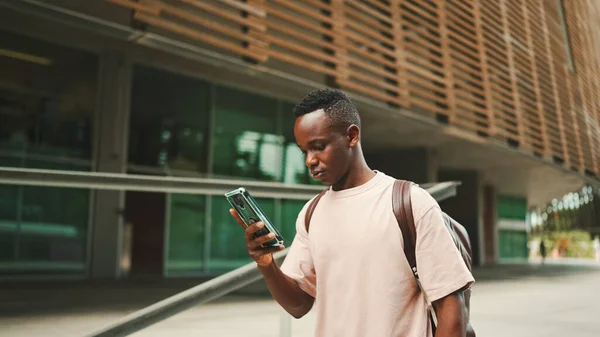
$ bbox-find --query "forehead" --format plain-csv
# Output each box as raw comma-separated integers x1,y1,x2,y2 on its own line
293,109,331,142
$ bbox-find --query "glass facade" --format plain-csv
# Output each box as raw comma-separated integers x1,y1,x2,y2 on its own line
280,199,306,240
129,64,210,175
0,30,96,275
0,31,96,163
212,86,281,181
0,31,320,278
125,64,318,276
165,194,206,275
499,230,529,260
497,196,529,260
208,197,275,271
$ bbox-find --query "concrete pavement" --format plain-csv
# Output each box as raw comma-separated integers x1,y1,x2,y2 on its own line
1,262,599,337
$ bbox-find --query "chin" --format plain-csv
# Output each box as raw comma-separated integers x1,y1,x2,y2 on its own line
318,180,330,186
317,176,335,186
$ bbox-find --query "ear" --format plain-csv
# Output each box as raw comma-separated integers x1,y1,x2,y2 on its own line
346,124,360,148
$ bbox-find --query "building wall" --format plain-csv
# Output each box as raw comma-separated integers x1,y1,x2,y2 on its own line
2,0,599,278
87,0,600,179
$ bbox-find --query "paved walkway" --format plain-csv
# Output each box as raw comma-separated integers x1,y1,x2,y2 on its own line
1,262,599,337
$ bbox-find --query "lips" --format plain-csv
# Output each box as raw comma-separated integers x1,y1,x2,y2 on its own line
311,170,325,179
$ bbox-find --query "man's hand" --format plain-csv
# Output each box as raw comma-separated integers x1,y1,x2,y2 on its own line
432,291,467,337
229,208,284,267
228,208,313,318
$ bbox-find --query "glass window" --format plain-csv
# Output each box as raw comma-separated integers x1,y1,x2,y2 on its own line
281,102,307,185
280,199,306,244
166,194,206,275
212,86,282,181
17,185,89,268
0,183,89,274
0,31,94,275
129,65,210,175
0,30,96,166
0,182,18,262
208,196,275,272
280,102,322,185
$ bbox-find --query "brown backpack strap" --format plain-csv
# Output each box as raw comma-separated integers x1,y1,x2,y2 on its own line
304,189,328,233
392,180,417,275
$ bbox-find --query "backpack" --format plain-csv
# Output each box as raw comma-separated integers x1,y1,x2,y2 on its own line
304,179,475,337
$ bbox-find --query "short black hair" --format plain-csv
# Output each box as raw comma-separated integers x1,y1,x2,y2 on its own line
293,88,361,132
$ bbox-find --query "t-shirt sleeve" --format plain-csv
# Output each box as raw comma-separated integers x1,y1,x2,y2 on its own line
279,199,317,298
411,186,475,303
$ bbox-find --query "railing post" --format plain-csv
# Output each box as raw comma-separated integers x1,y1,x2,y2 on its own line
279,310,292,337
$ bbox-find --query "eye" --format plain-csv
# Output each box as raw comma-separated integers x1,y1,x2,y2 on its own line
314,144,326,151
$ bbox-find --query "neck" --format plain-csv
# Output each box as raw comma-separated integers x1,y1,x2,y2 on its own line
331,149,376,191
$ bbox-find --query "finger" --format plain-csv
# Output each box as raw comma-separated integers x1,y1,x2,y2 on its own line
229,208,246,229
250,245,285,259
248,232,277,249
245,221,266,239
261,245,285,255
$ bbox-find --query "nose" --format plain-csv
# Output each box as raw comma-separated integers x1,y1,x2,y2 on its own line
305,151,318,169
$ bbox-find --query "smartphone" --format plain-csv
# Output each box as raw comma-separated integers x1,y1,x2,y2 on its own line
225,187,284,248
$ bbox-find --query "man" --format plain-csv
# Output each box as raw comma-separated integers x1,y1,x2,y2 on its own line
230,88,474,337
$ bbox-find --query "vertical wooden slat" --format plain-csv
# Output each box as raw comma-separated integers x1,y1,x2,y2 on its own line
480,0,521,145
390,1,409,107
330,0,349,83
527,0,565,162
473,0,495,136
499,0,527,150
590,0,600,173
437,0,456,123
336,0,402,105
574,1,595,173
564,0,599,174
397,0,447,118
544,0,582,170
582,0,600,174
538,0,569,165
521,0,550,157
245,0,269,62
564,63,585,171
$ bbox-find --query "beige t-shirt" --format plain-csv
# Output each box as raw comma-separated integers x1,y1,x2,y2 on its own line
280,171,475,337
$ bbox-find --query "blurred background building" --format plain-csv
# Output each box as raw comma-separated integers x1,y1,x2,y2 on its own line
0,0,599,280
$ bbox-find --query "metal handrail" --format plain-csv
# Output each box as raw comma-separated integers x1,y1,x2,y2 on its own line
84,181,460,337
0,166,324,200
86,250,289,337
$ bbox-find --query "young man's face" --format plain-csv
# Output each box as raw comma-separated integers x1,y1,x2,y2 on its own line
294,109,355,186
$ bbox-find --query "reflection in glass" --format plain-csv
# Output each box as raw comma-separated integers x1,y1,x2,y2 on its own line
233,131,284,181
129,65,210,176
208,196,275,272
0,181,89,273
212,86,281,181
280,199,305,243
166,194,206,275
0,31,94,275
0,30,96,166
280,102,320,185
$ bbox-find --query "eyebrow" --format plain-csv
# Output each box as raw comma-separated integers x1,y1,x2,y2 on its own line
296,137,327,150
307,137,327,145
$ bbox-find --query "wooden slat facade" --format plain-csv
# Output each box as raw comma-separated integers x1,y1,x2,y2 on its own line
106,0,600,176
